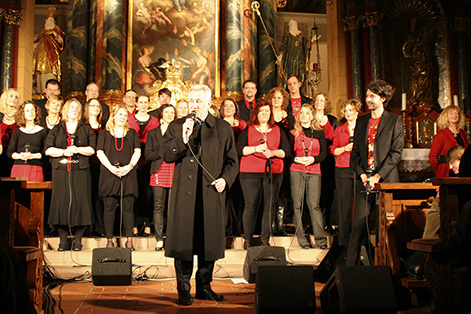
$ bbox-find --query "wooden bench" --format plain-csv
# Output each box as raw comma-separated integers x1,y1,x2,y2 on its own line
1,178,51,314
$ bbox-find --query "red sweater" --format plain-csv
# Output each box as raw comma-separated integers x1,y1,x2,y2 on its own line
331,122,352,168
128,115,160,143
429,128,469,177
239,125,284,173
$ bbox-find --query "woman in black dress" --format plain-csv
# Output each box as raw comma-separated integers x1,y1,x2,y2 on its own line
45,99,96,251
83,98,105,236
97,105,141,249
7,101,48,181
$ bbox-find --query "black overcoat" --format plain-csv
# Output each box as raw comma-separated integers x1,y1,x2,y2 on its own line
162,114,239,261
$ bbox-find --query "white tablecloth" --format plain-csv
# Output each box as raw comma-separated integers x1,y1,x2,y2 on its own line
399,148,432,173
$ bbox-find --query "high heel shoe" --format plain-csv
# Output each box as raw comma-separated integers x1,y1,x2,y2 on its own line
132,227,138,237
144,226,151,236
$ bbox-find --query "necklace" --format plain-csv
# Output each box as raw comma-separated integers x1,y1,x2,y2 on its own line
47,115,60,128
114,133,124,151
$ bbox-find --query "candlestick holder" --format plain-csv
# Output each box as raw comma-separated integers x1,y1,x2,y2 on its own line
401,109,413,148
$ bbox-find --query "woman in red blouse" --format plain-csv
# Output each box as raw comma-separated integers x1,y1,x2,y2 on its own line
237,101,290,249
331,99,362,248
289,103,327,249
145,104,176,251
429,105,469,177
129,95,159,235
220,97,247,143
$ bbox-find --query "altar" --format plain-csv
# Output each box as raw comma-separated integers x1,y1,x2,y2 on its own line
399,148,434,182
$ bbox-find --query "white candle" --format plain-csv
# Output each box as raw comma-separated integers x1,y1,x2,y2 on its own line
453,95,459,107
402,93,407,111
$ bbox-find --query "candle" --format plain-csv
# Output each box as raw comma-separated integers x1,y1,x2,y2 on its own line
453,95,459,107
402,93,407,111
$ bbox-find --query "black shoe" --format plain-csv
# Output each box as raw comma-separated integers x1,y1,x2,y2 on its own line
301,244,310,249
73,244,83,251
195,288,225,301
58,245,68,251
177,290,194,306
320,244,328,250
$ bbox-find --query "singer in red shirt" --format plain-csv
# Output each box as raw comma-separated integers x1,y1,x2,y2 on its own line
289,103,327,249
331,99,361,248
237,101,290,249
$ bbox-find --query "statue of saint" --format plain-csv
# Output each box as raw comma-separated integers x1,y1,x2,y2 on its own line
278,19,308,87
33,7,65,94
403,18,435,107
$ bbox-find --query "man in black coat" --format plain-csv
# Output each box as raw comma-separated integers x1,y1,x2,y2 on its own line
237,80,257,122
346,80,403,266
162,84,239,305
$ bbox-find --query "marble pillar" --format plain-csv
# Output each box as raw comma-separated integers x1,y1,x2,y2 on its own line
88,0,98,84
249,0,257,83
66,0,89,98
351,29,363,100
0,23,14,91
102,0,124,92
256,0,276,96
225,0,243,92
456,31,469,111
369,24,381,81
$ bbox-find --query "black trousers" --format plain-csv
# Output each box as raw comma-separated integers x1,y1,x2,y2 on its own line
174,257,215,293
345,181,376,266
335,167,356,247
103,195,134,238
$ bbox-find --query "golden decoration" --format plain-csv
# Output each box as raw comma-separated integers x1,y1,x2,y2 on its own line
0,8,22,26
277,0,287,8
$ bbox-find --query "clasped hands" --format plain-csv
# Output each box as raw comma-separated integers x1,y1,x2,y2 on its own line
295,156,315,166
18,151,32,161
110,164,133,178
254,143,275,158
63,145,79,157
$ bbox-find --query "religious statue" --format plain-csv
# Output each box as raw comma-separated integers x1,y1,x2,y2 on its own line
150,58,192,109
33,7,65,94
278,19,308,87
403,18,435,107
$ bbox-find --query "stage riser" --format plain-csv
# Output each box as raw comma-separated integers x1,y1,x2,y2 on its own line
44,236,330,279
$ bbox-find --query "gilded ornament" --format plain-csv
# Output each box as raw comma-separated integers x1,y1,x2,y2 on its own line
0,8,22,25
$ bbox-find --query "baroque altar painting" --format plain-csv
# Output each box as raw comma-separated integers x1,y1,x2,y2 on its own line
127,0,219,106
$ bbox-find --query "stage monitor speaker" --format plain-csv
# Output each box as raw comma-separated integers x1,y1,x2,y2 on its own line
92,248,132,286
320,266,397,314
243,246,286,283
255,265,315,314
314,245,345,283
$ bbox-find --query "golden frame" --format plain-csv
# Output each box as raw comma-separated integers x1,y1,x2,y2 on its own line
126,0,220,99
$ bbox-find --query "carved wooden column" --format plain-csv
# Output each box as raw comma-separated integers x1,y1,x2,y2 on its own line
345,14,363,100
256,0,276,96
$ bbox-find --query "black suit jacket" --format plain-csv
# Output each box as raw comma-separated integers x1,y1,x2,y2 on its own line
351,110,403,182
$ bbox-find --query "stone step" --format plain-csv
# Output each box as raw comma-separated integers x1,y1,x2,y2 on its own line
43,236,331,279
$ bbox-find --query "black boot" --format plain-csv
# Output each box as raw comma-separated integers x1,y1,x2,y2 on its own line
272,207,287,236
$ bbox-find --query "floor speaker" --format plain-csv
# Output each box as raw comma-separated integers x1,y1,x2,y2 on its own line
92,248,132,286
320,266,397,314
255,265,316,314
243,246,286,283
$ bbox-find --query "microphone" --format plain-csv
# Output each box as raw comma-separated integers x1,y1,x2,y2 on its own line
24,143,30,163
260,139,265,144
189,111,196,121
349,136,354,144
365,165,374,193
304,148,309,157
70,134,76,146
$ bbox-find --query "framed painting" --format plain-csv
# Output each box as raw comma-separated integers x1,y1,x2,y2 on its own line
126,0,220,106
